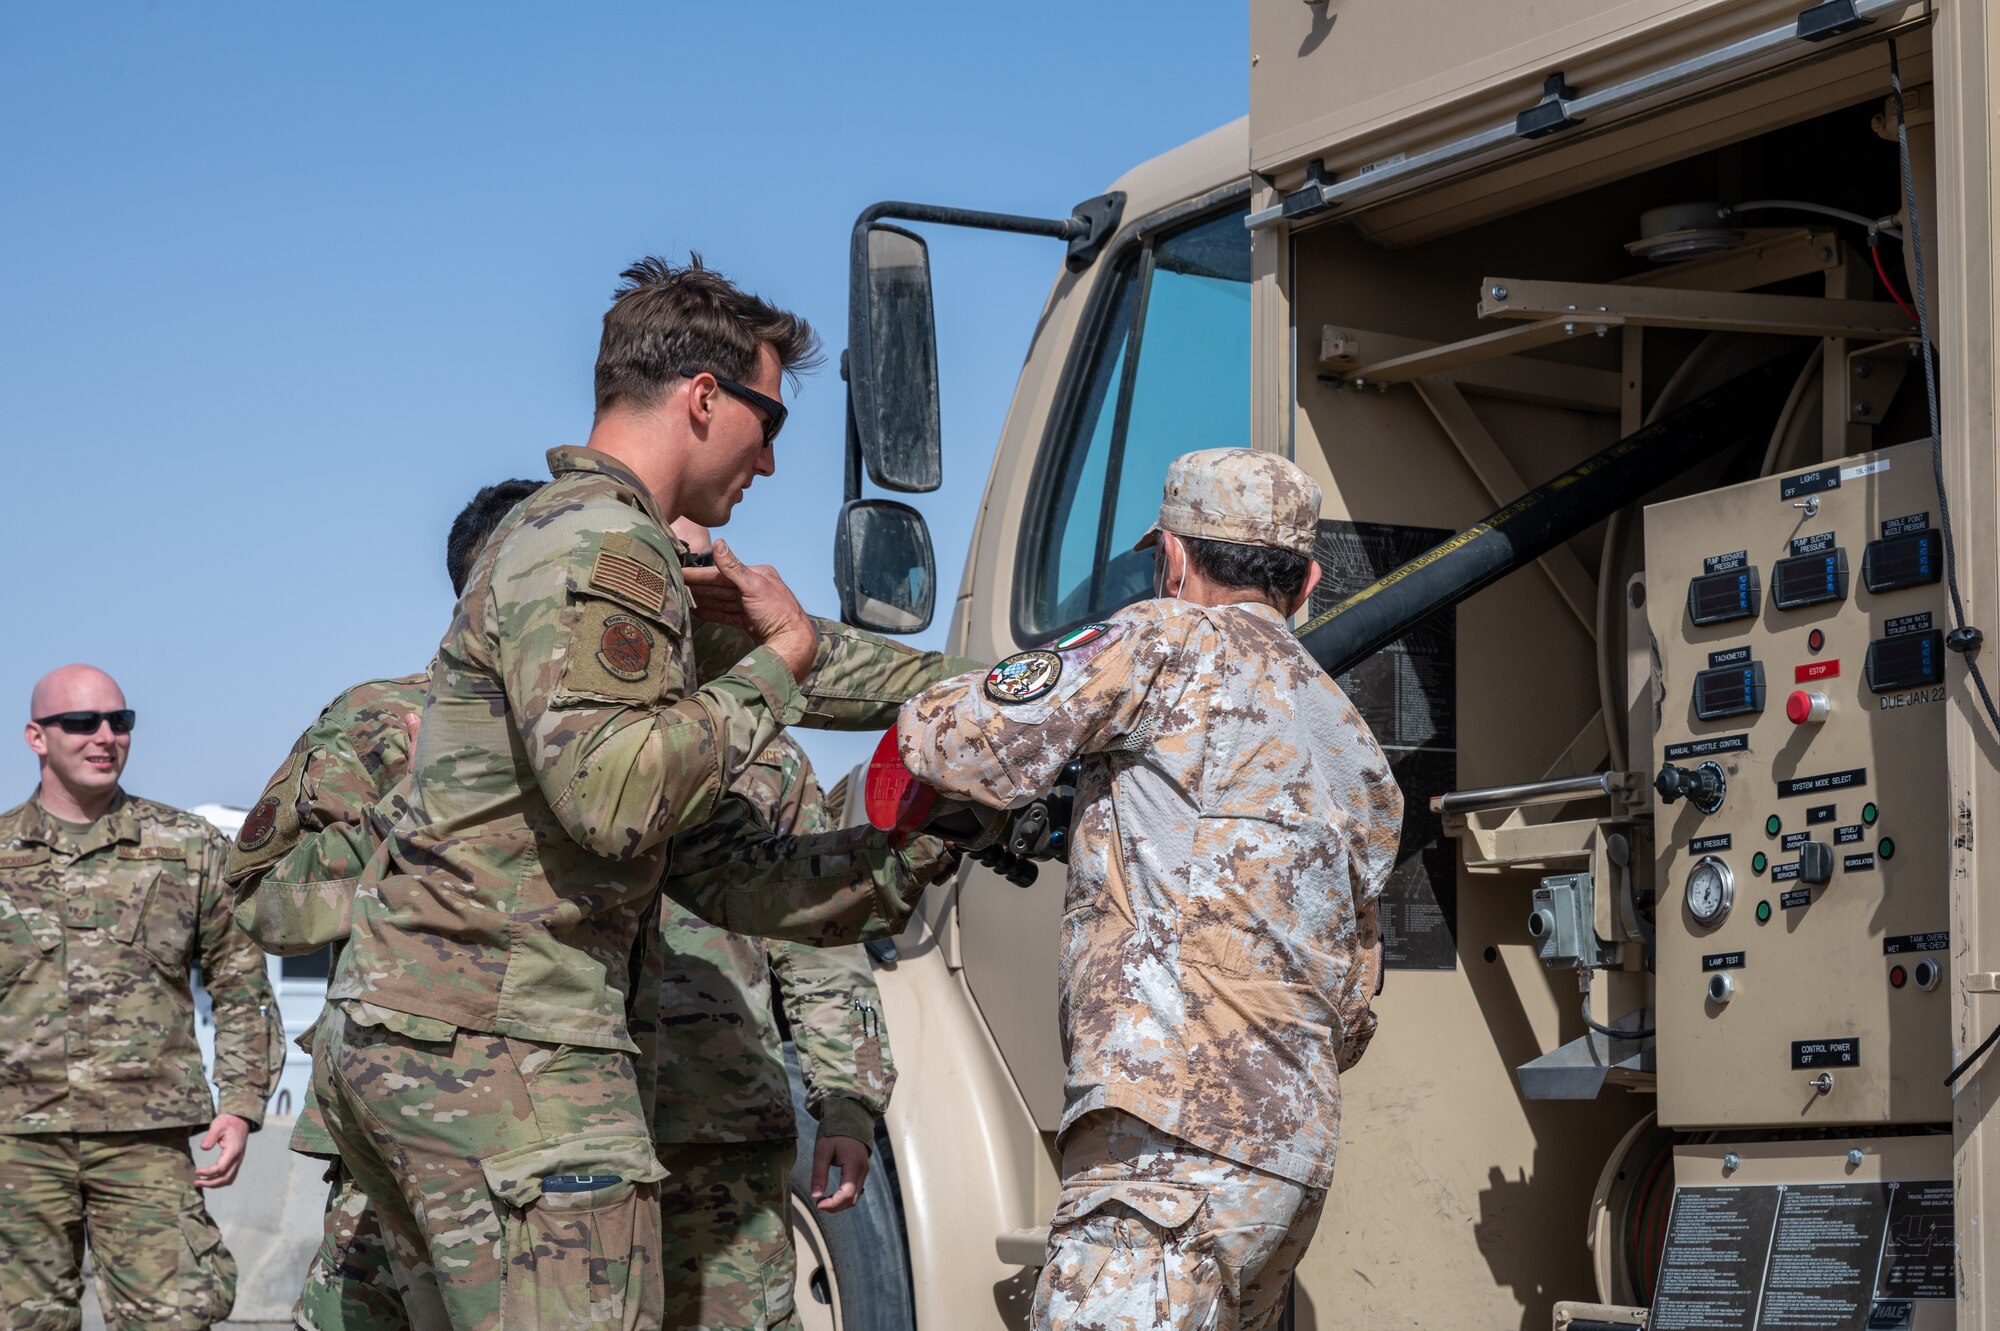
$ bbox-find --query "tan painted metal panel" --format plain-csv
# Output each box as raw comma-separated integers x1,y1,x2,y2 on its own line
1646,440,1952,1129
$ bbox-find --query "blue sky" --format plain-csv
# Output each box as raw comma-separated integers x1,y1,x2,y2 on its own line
0,3,1247,809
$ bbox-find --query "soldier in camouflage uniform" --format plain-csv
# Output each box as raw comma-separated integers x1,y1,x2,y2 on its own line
305,256,962,1331
654,521,896,1331
897,450,1405,1331
0,664,281,1331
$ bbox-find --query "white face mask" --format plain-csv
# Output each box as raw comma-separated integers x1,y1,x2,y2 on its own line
1153,533,1188,600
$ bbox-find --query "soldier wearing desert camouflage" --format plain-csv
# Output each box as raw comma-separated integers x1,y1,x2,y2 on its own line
0,664,281,1331
897,448,1405,1331
301,256,963,1331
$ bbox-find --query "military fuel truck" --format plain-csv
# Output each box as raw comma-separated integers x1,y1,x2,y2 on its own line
811,3,2000,1329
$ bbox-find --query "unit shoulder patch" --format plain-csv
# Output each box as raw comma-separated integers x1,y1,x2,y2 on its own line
597,614,656,682
985,650,1064,705
237,797,280,852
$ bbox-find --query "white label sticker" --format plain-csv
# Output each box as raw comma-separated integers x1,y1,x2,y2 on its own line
1356,153,1406,178
1841,459,1892,481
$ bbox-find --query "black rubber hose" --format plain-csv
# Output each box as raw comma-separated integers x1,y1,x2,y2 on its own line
1295,348,1811,679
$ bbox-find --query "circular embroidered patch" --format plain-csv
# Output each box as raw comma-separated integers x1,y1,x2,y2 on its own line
1050,623,1113,652
238,796,279,852
597,615,655,681
984,649,1063,705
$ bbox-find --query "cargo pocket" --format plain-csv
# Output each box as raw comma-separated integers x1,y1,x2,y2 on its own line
1036,1179,1214,1328
1335,1004,1380,1072
482,1131,668,1331
756,1244,796,1329
176,1191,238,1328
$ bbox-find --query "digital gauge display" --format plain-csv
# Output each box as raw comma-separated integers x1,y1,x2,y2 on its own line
1771,549,1849,610
1866,629,1944,694
1687,567,1760,626
1863,529,1943,593
1685,856,1734,926
1693,660,1765,721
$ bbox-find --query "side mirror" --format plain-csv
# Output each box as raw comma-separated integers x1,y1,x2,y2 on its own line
848,223,942,493
834,499,937,635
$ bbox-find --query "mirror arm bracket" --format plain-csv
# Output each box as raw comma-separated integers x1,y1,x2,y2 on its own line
850,193,1127,274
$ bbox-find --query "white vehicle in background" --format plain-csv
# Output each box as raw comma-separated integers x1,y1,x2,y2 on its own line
189,802,319,1121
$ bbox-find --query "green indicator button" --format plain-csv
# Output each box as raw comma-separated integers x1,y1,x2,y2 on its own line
1752,851,1769,874
1863,802,1879,825
1756,900,1772,923
1766,814,1783,837
1879,837,1897,860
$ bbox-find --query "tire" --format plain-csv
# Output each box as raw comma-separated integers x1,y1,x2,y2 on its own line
785,1046,916,1331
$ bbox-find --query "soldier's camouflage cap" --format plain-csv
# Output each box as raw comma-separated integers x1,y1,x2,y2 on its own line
1134,448,1322,557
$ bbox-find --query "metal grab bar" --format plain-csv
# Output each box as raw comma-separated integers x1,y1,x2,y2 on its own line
1431,771,1641,815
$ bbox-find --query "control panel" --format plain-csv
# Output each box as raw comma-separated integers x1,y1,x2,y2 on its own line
1645,440,1949,1128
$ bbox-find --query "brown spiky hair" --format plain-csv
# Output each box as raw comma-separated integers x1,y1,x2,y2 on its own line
594,253,822,419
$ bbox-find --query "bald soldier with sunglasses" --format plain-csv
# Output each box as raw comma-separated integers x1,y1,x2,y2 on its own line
0,665,282,1330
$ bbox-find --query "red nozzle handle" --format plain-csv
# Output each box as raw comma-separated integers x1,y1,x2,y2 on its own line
865,726,937,839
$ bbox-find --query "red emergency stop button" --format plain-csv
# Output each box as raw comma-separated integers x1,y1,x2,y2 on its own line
1786,690,1830,725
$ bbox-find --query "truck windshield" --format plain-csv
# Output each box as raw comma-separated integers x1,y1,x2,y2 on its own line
1025,204,1252,634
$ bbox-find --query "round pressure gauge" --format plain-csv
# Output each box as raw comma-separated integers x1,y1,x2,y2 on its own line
1685,856,1735,926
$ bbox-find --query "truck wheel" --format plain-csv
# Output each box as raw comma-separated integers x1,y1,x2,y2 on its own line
786,1048,917,1331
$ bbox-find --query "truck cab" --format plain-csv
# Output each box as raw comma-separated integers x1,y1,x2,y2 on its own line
839,3,1999,1329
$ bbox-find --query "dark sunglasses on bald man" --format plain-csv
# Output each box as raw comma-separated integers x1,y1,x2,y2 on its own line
35,710,136,736
680,368,786,446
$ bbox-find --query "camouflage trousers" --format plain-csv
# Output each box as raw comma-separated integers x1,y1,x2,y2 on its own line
1030,1110,1326,1331
656,1140,800,1331
312,1005,667,1331
294,1162,413,1331
0,1128,237,1331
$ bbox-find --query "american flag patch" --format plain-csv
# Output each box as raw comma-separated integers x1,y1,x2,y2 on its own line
589,549,668,614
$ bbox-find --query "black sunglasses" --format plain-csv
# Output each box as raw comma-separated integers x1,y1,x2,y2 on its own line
35,710,136,736
681,369,786,445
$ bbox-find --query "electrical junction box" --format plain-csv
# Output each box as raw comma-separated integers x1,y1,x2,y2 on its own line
1529,873,1602,968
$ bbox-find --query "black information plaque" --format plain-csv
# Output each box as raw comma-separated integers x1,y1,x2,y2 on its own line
1878,1182,1954,1300
1652,1179,1955,1330
1761,1183,1888,1328
1652,1186,1780,1330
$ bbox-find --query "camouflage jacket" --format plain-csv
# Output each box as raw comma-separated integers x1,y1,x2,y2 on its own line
654,735,892,1147
330,445,962,1052
226,673,426,956
223,673,427,1159
898,599,1403,1188
0,792,281,1134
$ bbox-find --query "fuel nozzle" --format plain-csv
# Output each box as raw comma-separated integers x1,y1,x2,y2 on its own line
863,732,1076,887
1654,759,1726,814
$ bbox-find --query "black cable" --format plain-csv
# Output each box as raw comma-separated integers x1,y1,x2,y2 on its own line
1581,989,1655,1042
1576,971,1656,1039
1891,40,2000,1089
1947,1021,2000,1088
1890,40,2000,729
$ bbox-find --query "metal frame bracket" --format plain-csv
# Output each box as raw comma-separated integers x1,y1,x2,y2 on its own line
1796,0,1873,41
1516,72,1583,139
